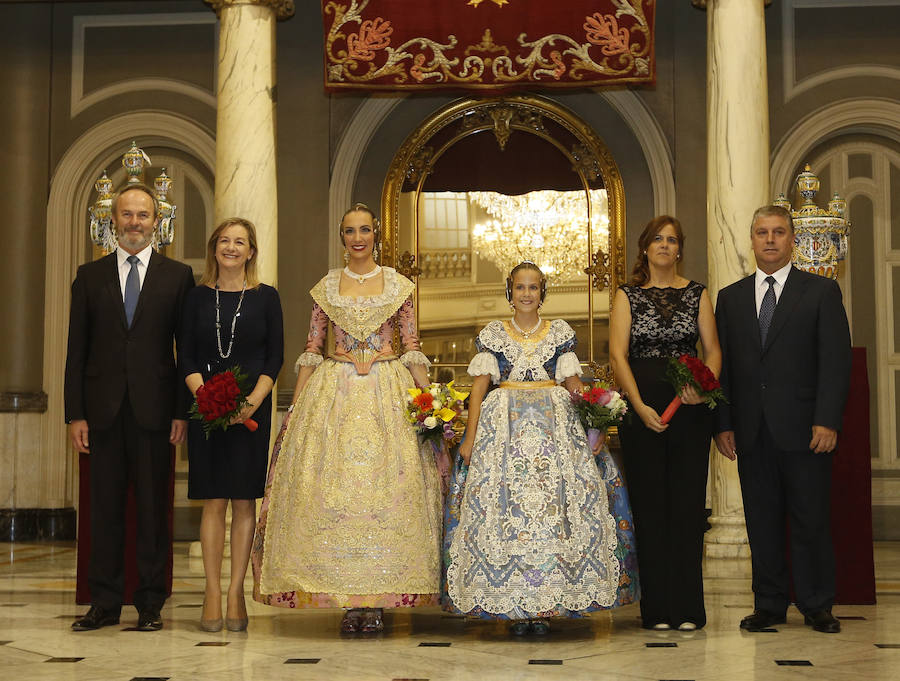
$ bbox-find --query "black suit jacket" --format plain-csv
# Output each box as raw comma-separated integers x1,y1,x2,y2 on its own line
64,250,195,431
715,267,851,454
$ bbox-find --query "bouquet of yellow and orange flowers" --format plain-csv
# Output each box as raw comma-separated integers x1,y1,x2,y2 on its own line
405,381,468,447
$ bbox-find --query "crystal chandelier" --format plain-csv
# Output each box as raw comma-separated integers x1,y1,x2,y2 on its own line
469,189,608,282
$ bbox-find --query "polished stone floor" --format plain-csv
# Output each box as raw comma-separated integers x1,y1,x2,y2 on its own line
1,541,899,681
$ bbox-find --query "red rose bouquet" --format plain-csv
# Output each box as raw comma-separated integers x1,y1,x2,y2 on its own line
190,365,257,438
571,382,628,451
661,354,725,424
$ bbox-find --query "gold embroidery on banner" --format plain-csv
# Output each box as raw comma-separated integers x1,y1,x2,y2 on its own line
323,0,653,88
309,267,414,343
468,0,510,8
464,29,509,58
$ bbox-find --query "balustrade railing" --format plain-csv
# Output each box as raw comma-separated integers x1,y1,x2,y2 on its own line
419,248,471,279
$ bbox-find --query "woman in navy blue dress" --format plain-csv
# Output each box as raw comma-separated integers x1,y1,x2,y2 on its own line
181,217,283,632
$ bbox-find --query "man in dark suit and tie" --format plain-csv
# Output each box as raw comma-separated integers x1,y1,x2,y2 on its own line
714,205,851,634
65,183,195,631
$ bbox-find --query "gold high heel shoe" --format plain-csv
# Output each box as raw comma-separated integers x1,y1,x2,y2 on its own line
200,597,223,632
225,594,248,632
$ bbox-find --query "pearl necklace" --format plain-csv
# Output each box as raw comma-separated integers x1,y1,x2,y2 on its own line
343,264,382,285
215,281,246,359
511,315,543,338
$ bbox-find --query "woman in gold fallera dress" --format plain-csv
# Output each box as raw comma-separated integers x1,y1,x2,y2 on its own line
251,204,441,634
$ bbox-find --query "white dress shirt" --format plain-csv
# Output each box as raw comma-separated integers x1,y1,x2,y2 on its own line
754,262,792,316
116,244,153,300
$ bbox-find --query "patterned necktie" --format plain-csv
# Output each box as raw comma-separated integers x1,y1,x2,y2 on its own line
758,275,776,345
124,255,140,327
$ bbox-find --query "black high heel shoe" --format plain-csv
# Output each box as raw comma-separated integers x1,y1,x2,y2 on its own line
340,609,363,633
360,608,384,633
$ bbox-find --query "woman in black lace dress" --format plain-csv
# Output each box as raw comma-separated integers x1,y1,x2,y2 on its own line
609,216,721,631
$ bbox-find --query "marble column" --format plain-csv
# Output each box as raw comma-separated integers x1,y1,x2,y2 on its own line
206,0,294,286
701,0,771,584
200,0,293,555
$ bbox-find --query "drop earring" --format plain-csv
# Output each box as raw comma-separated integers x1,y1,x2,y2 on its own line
343,250,350,264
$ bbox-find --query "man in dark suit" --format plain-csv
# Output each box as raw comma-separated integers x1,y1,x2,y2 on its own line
65,183,194,631
714,205,851,634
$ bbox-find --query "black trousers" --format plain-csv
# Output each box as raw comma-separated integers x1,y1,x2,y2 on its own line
737,422,835,615
88,394,171,613
619,358,712,628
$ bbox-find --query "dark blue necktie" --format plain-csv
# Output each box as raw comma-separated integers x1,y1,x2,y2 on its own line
758,275,776,345
124,255,140,327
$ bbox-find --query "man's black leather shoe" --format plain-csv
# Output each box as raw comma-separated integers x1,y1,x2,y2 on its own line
137,609,163,631
804,609,840,633
71,605,120,631
740,610,786,631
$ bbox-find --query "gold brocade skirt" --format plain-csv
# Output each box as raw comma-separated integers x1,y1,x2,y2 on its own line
254,358,442,608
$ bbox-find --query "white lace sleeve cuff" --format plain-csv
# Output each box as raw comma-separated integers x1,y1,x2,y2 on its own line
294,352,323,374
467,352,500,384
555,351,583,382
400,350,432,368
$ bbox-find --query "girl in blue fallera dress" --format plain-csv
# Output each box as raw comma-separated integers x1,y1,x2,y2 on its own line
443,262,639,635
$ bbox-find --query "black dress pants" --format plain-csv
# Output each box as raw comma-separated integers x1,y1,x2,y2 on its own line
88,394,171,613
737,422,835,615
619,358,712,628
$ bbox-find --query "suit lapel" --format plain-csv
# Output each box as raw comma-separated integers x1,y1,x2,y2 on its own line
105,252,128,330
762,267,807,354
736,275,761,353
130,250,161,329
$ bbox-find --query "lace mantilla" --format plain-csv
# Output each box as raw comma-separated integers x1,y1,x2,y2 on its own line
477,319,576,382
622,281,705,359
310,267,415,343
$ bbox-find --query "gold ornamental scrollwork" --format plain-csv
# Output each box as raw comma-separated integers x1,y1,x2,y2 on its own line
204,0,295,20
588,361,614,383
397,251,422,279
457,103,547,150
405,146,435,186
570,143,602,182
584,247,611,292
468,0,511,7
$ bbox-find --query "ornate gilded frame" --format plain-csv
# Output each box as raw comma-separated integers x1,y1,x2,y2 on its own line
381,94,626,376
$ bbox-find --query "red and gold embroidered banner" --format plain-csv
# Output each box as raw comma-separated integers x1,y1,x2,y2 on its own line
322,0,655,91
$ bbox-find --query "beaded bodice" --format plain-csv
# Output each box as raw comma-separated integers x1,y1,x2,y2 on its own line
621,281,704,360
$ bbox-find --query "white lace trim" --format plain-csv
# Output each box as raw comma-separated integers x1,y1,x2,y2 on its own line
554,351,583,383
309,267,415,343
295,352,324,373
399,350,432,368
476,319,577,382
467,351,501,384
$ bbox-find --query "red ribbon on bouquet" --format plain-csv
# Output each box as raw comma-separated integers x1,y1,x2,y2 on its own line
660,354,724,424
